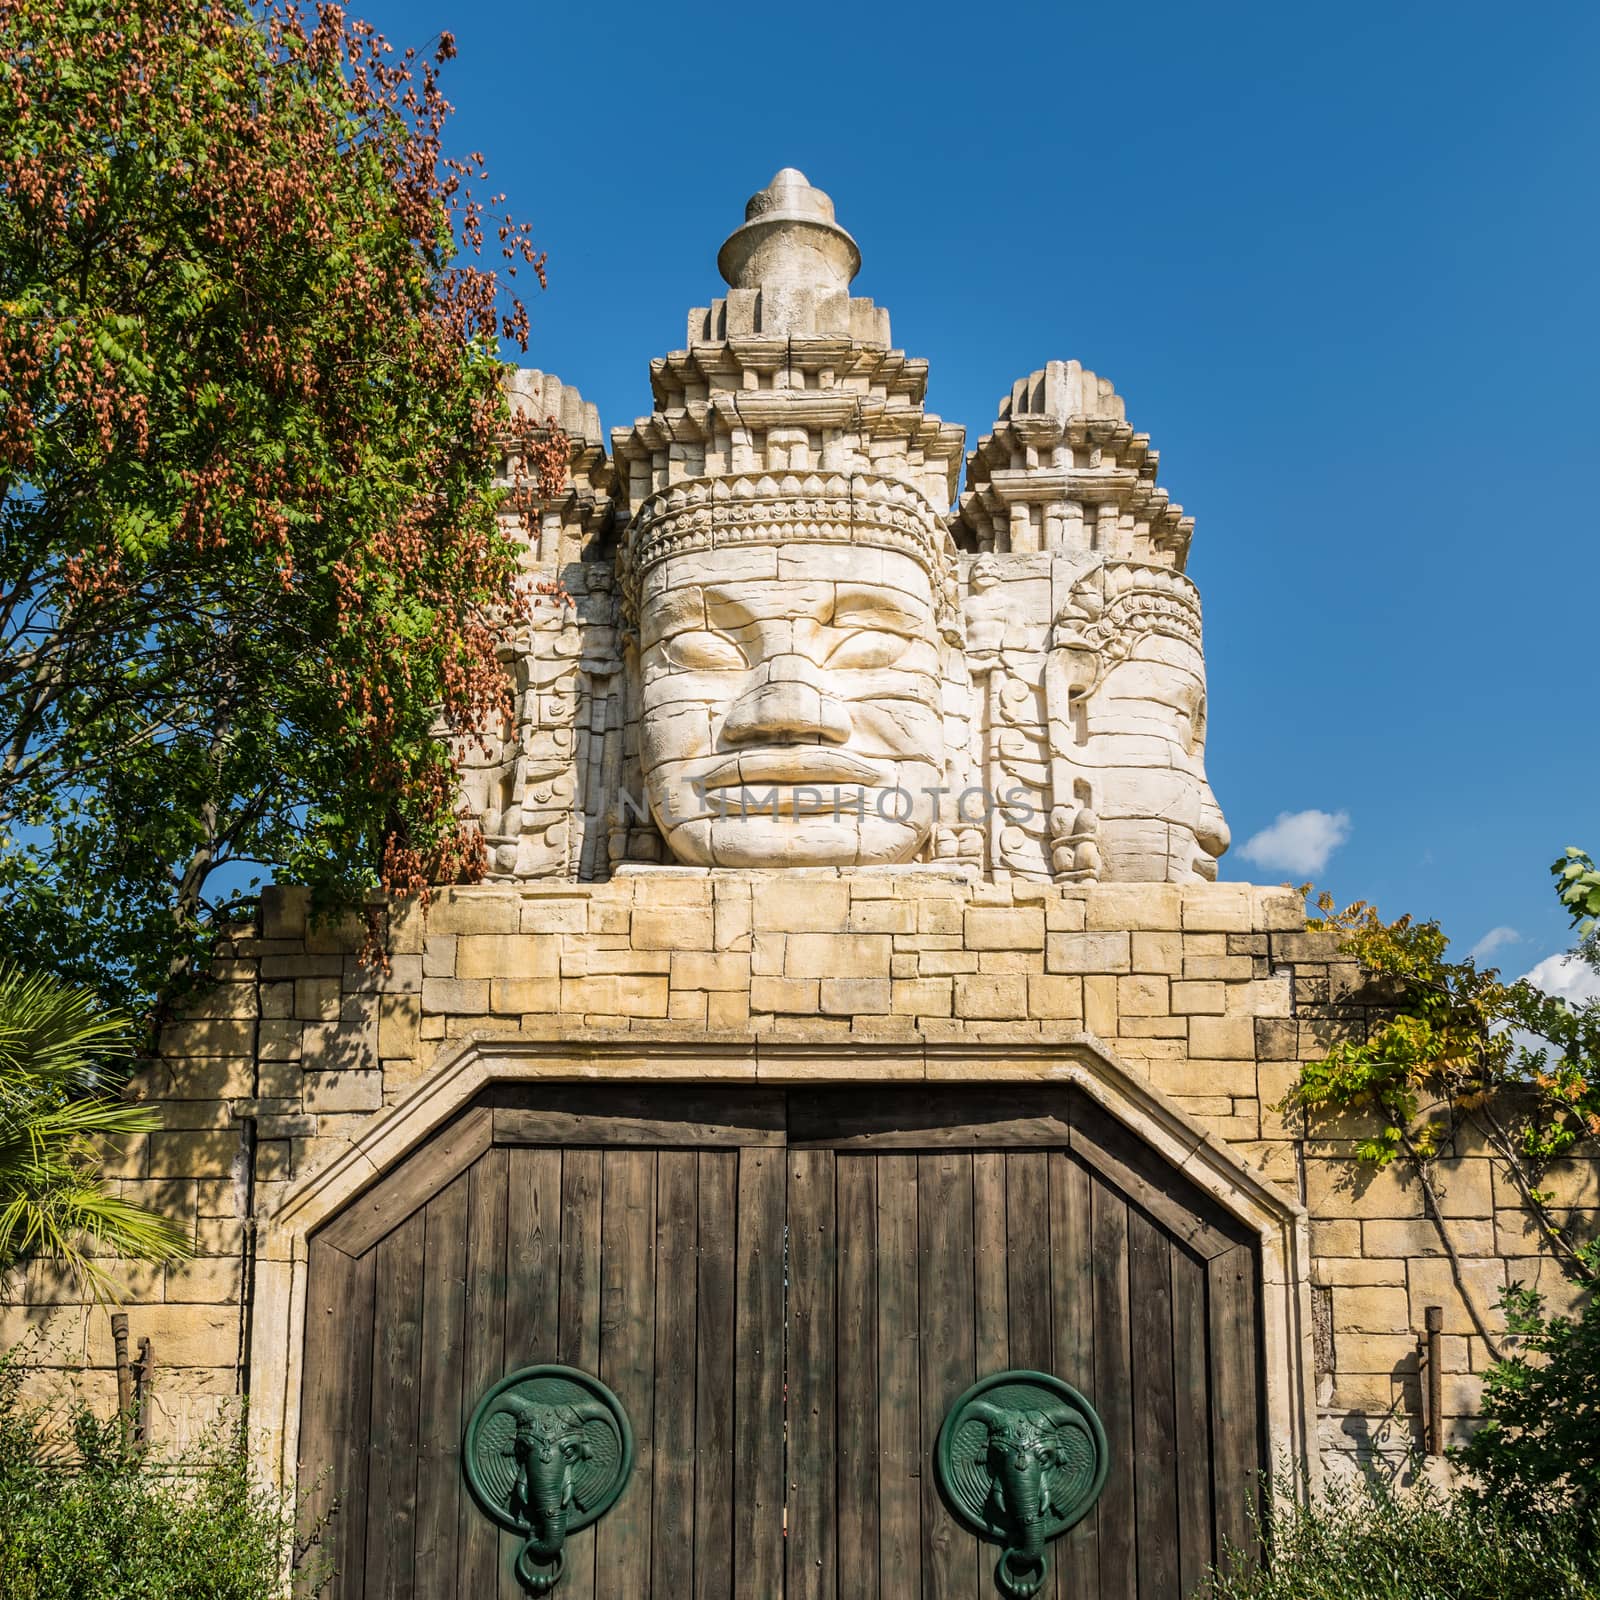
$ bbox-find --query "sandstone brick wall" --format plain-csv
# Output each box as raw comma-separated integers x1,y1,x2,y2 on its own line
2,872,1594,1477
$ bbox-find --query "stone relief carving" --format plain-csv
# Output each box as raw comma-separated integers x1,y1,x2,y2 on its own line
459,169,1227,884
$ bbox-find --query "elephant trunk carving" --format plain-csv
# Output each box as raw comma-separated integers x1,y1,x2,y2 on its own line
967,1401,1081,1599
496,1398,614,1571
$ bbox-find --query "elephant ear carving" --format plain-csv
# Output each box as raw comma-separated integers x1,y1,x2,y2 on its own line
1040,1414,1100,1519
567,1410,627,1518
472,1406,525,1519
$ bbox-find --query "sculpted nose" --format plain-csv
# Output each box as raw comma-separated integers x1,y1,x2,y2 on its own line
1197,786,1230,858
721,657,851,745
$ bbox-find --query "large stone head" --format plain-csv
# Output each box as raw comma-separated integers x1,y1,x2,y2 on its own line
1054,564,1229,883
621,476,955,867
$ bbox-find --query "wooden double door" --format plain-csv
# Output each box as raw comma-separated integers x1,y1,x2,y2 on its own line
297,1085,1264,1599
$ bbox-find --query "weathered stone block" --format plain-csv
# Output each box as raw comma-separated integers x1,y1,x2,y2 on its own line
634,907,714,949
426,890,521,935
954,975,1027,1020
752,881,849,932
1187,1015,1256,1059
964,907,1045,950
1026,975,1083,1021
303,1070,384,1113
821,979,890,1016
420,977,489,1014
751,976,820,1014
670,952,749,991
1045,932,1131,974
456,935,559,981
1117,975,1169,1016
1084,884,1181,931
302,1022,376,1073
784,934,890,980
1170,981,1226,1014
1181,884,1254,932
891,977,953,1015
147,1130,240,1179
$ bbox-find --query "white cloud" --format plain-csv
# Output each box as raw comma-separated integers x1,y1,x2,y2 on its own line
1238,809,1352,877
1520,952,1600,1006
1468,925,1521,964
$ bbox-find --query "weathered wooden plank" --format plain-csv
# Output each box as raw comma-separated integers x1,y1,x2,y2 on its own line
1005,1152,1053,1374
972,1152,1009,1375
1068,1097,1250,1260
694,1151,737,1600
1129,1207,1179,1600
319,1107,492,1259
1171,1243,1214,1596
556,1149,602,1599
595,1150,657,1595
836,1155,879,1600
492,1087,784,1149
296,1241,374,1600
733,1146,785,1595
363,1211,424,1600
1209,1243,1262,1569
876,1154,922,1600
919,1152,978,1600
1004,1154,1056,1600
500,1147,562,1598
790,1088,1071,1150
1048,1152,1097,1599
458,1150,508,1596
787,1149,838,1600
413,1172,470,1595
651,1152,698,1597
1091,1178,1135,1600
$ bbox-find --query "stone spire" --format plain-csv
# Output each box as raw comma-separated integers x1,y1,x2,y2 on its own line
716,168,861,298
687,167,889,345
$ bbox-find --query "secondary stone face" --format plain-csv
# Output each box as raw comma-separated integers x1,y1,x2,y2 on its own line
459,169,1226,885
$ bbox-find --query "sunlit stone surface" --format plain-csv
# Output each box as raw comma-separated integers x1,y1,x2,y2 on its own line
461,170,1227,883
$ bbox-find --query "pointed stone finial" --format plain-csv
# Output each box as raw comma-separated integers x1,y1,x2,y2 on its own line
717,168,861,295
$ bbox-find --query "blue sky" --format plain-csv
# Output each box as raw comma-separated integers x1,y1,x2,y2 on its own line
365,0,1597,978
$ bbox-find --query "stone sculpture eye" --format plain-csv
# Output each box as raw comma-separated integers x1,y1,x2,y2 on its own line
824,629,908,670
661,629,746,671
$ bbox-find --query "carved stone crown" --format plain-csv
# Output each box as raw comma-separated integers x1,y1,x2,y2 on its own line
617,469,962,635
1053,562,1203,694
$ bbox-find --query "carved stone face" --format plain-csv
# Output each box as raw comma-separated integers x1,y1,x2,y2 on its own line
1077,628,1229,882
636,542,945,866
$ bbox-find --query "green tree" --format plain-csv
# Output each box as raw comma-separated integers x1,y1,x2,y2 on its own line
1284,854,1600,1346
0,0,559,1020
0,966,186,1289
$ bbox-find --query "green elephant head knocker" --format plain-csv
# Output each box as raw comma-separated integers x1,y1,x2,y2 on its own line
463,1365,634,1595
936,1370,1109,1599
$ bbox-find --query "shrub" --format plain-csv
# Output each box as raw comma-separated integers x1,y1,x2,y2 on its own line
1455,1275,1600,1521
0,1349,309,1599
1209,1473,1600,1600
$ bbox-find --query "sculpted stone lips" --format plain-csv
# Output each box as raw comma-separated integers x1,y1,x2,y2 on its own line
699,748,883,790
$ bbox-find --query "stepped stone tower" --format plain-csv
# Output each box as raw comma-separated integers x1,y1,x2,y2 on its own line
462,169,1227,893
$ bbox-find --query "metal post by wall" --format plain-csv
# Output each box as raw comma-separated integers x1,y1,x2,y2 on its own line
1419,1304,1444,1454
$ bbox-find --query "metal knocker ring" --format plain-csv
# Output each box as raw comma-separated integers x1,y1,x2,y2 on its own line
997,1546,1048,1598
515,1541,565,1595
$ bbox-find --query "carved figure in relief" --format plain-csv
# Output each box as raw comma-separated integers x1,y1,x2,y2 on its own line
469,170,1232,885
1051,564,1229,883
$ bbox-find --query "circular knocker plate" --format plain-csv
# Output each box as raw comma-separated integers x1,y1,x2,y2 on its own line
936,1370,1109,1599
463,1365,634,1594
